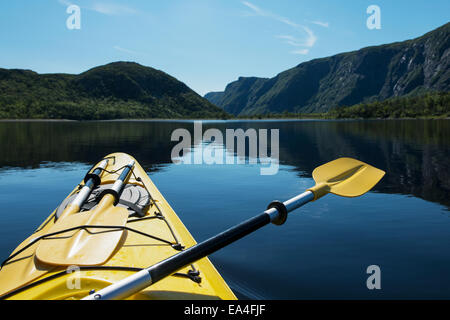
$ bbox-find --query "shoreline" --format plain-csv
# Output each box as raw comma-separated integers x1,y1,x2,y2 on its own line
0,119,78,122
0,117,449,122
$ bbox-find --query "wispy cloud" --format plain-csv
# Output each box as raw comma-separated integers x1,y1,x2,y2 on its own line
58,0,72,6
242,1,265,16
311,20,329,28
242,1,300,29
290,49,309,55
276,35,301,46
301,26,317,47
58,0,137,16
113,46,142,55
276,34,313,48
91,3,137,16
241,1,320,55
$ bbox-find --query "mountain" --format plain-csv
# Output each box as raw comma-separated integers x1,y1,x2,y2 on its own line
205,23,450,115
0,62,229,120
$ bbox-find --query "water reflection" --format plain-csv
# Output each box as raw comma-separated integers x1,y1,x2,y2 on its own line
0,120,449,208
1,119,450,299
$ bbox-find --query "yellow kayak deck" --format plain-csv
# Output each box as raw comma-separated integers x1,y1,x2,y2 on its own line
0,153,236,300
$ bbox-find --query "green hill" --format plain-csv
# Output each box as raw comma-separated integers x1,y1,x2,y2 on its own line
0,62,229,120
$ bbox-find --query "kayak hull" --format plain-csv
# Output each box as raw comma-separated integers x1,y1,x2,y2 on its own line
0,153,236,300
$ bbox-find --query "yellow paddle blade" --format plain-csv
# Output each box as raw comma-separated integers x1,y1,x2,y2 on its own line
35,195,129,266
308,157,385,200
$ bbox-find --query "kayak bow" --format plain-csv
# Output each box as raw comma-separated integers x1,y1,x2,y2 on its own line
0,153,236,300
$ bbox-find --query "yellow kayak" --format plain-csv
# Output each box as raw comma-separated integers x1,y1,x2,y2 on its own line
0,152,236,300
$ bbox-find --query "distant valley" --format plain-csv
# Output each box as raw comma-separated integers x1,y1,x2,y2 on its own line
205,23,450,116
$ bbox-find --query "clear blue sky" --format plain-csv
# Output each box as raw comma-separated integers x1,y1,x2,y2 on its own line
0,0,448,96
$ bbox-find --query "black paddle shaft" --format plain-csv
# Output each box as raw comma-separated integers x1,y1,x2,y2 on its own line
98,161,135,205
148,212,271,283
83,191,314,300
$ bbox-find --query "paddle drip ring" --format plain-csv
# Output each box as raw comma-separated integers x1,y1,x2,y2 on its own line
267,200,288,226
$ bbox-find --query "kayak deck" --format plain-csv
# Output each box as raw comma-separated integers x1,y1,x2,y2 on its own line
0,153,236,300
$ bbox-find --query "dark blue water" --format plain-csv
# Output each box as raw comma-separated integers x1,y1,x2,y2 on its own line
0,120,449,299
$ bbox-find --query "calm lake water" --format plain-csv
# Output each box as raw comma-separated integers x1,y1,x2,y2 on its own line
0,119,449,299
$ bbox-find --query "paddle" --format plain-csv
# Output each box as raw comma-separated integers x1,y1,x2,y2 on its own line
83,157,385,300
35,160,136,266
58,159,109,220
